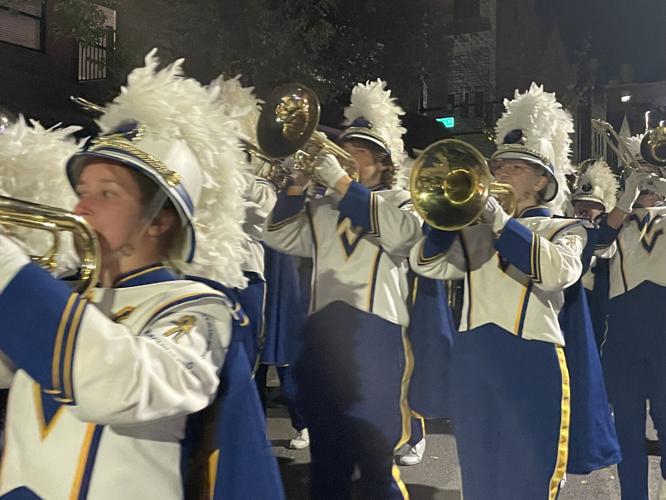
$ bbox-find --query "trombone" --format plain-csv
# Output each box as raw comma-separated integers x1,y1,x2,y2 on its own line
591,118,645,173
410,139,516,231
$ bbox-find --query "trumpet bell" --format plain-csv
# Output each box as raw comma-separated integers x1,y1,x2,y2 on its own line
257,84,320,159
410,139,515,231
0,195,100,294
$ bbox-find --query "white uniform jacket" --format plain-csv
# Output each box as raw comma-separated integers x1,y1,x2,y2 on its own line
0,264,234,500
262,182,422,327
409,207,588,345
241,177,278,279
596,206,666,298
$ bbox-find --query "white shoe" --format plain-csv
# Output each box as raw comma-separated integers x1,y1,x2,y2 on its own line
658,476,666,500
397,438,425,466
289,428,310,450
560,473,567,489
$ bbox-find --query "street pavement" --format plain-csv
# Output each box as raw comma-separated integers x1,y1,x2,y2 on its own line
268,404,662,499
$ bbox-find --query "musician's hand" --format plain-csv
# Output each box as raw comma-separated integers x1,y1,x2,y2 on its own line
282,158,308,194
313,154,348,189
642,173,666,198
617,170,652,213
0,233,30,292
481,197,511,233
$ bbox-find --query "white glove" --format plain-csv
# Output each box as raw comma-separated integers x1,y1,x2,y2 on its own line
642,173,666,198
312,154,348,188
481,196,511,233
616,170,653,213
0,233,31,293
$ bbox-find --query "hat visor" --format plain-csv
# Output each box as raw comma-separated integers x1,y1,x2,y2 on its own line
339,130,391,156
490,150,558,202
66,150,196,263
571,194,605,208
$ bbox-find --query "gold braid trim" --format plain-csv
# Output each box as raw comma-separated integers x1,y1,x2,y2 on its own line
90,136,181,186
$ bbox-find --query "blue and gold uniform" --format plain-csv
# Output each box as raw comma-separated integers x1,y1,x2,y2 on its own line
598,204,666,499
264,183,421,499
410,207,587,499
0,50,283,500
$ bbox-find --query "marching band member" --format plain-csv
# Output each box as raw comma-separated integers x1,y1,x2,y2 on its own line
0,51,282,499
263,80,421,499
597,131,666,500
208,75,310,447
409,83,619,499
570,159,618,348
208,75,278,366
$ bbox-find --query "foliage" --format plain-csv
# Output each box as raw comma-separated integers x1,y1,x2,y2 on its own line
206,0,447,105
49,0,121,47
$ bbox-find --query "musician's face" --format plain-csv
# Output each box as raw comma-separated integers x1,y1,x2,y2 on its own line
342,143,387,187
491,159,548,204
73,161,145,256
636,190,663,208
573,200,604,221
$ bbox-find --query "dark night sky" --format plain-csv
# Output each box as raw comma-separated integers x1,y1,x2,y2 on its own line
538,0,666,82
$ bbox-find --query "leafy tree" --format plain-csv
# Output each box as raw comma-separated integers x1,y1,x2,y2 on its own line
206,0,448,106
48,0,121,47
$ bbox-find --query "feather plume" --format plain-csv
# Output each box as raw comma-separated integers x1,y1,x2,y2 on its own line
572,159,618,211
208,74,262,144
343,79,407,166
97,49,250,288
0,116,82,269
624,134,643,158
494,82,574,212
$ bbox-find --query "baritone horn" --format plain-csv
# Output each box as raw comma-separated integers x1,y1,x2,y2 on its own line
410,139,516,231
640,122,666,167
256,83,359,185
0,196,100,294
241,140,292,189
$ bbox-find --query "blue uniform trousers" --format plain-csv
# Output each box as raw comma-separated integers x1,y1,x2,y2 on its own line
295,301,409,500
603,282,666,500
450,325,570,500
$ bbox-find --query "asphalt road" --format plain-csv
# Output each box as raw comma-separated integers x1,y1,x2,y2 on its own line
267,405,662,499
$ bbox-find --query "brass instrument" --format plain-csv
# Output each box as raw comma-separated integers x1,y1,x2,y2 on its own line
70,96,105,115
640,123,666,167
242,141,291,189
257,83,359,186
591,118,645,172
410,139,516,231
0,196,100,295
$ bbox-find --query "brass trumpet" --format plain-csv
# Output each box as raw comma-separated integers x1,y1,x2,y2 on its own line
0,196,100,295
257,83,359,186
410,139,516,231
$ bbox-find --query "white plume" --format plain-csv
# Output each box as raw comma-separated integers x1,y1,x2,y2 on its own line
495,82,574,212
97,49,250,288
0,116,82,270
624,134,643,158
208,74,262,144
572,159,619,211
343,79,407,166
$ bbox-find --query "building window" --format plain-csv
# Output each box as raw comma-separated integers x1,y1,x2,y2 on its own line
447,93,456,113
0,0,45,50
77,4,116,82
474,91,484,118
454,0,480,20
460,93,470,119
